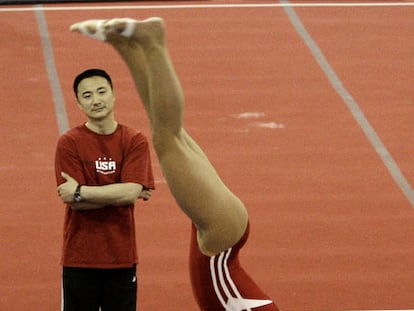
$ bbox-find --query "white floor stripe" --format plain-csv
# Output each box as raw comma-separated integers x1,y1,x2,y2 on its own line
281,0,414,207
1,2,414,13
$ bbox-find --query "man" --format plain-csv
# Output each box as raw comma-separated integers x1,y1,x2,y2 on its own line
70,18,279,310
55,68,155,311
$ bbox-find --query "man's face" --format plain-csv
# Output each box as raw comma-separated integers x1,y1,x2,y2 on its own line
76,76,115,121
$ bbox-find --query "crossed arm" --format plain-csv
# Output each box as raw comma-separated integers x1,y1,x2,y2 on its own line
57,172,151,211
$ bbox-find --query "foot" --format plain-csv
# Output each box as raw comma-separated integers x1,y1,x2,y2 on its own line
70,17,165,44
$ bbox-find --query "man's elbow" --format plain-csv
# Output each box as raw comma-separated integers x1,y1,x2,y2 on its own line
123,183,143,205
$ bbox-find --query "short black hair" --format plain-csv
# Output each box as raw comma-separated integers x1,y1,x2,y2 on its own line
73,68,113,97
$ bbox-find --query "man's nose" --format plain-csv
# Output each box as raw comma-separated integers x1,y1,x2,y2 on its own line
91,95,100,104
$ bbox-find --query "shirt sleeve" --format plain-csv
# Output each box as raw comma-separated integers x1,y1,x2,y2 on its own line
121,132,155,190
54,134,86,186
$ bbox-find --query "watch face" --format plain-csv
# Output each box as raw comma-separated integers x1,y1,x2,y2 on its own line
73,192,82,202
74,185,82,202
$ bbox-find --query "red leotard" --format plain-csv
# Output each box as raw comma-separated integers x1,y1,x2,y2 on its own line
189,223,279,311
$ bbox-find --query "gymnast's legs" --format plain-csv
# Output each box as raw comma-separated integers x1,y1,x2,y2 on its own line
70,17,248,256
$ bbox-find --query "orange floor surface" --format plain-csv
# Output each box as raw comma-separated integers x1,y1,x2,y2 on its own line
1,1,413,310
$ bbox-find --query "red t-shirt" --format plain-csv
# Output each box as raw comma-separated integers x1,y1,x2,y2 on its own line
55,124,155,268
189,223,279,310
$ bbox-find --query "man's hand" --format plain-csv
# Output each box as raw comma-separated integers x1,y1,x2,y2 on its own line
139,188,152,201
57,172,79,204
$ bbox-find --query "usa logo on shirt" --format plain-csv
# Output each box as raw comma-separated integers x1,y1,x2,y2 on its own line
95,157,116,175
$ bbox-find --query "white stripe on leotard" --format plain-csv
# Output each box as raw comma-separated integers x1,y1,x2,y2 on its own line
210,247,255,311
209,251,228,307
209,248,273,311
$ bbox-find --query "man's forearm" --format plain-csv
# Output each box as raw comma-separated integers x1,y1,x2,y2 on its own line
79,182,143,206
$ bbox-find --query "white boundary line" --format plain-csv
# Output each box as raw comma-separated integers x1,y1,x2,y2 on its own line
1,2,414,12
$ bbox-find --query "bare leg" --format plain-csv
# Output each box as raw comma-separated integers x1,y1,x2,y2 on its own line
70,18,248,255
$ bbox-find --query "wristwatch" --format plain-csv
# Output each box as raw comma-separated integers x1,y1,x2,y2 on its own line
74,184,82,203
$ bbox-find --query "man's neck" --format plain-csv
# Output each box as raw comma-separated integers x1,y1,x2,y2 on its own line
85,119,118,135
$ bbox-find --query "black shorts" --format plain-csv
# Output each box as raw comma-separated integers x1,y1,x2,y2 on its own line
62,265,137,311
